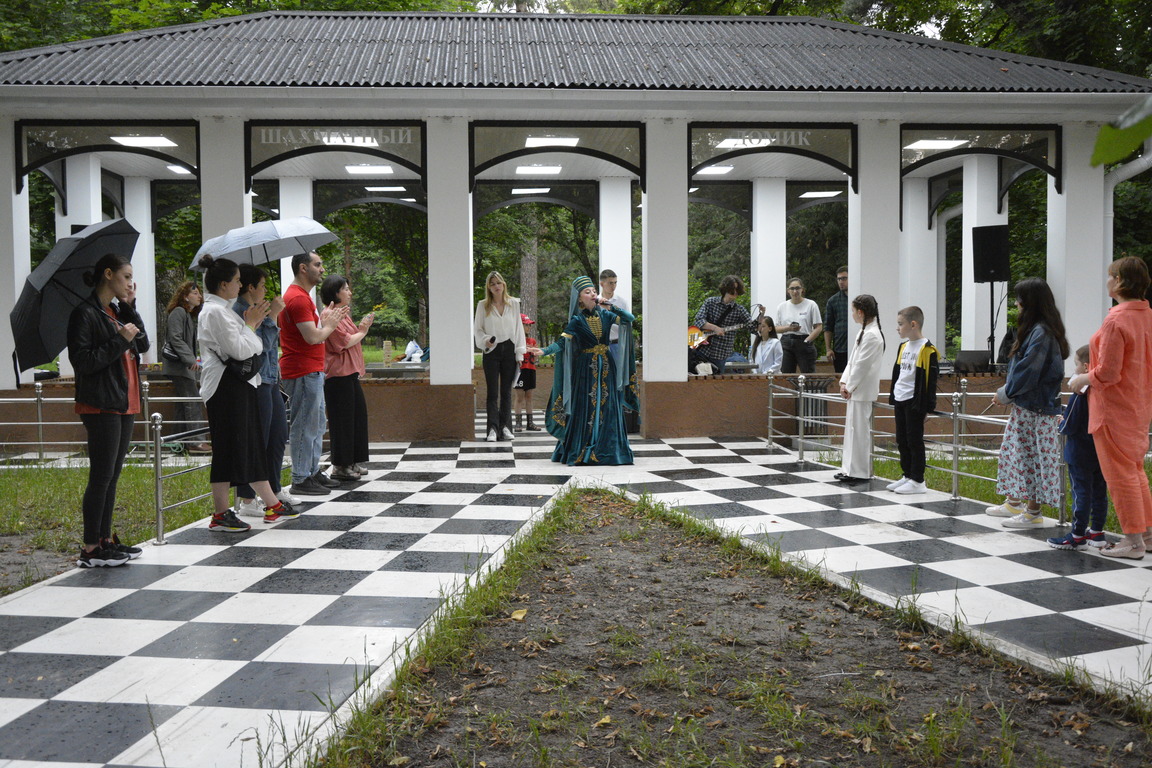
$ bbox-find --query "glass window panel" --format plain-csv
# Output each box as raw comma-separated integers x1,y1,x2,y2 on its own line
473,125,641,171
23,124,198,170
691,126,853,169
901,128,1056,170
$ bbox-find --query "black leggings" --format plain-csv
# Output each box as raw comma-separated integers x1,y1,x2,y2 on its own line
80,413,135,545
483,340,517,435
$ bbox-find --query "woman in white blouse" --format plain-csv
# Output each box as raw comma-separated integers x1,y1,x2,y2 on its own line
197,256,296,531
774,277,823,374
835,294,886,483
474,271,526,442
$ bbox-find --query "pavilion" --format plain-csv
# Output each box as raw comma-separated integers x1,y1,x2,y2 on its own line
0,12,1148,438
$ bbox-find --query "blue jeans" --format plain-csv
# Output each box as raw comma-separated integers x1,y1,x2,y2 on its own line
1065,435,1108,534
282,372,325,484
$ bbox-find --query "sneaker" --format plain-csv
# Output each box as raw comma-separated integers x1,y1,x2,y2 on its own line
263,502,301,523
329,465,360,481
1002,511,1044,529
1099,540,1146,559
486,429,498,442
235,497,264,518
1085,529,1107,548
1047,530,1090,550
986,501,1025,517
77,544,129,568
209,510,251,532
102,533,142,560
885,477,910,491
894,480,927,495
291,477,330,496
502,427,516,441
313,472,342,488
352,463,367,477
277,489,302,506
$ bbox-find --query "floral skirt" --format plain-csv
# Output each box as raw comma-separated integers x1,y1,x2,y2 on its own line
996,405,1061,507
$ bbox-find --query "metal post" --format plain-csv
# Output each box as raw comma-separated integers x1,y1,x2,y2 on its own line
797,374,806,462
1058,433,1068,526
959,378,969,417
34,382,44,462
140,380,151,461
951,392,961,500
151,413,167,546
766,373,774,446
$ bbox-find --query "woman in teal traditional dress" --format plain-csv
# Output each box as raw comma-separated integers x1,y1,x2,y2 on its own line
532,276,639,466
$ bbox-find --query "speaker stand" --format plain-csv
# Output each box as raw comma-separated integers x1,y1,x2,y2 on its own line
987,282,996,368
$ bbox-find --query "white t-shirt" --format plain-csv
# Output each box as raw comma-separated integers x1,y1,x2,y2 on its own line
774,298,822,337
604,293,629,343
893,338,927,402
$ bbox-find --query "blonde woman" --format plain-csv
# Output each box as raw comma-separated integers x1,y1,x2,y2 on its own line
473,271,526,442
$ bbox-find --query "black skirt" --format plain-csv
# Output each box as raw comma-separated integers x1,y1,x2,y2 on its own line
207,373,268,486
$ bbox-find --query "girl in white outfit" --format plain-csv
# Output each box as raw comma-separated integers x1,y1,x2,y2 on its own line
836,295,886,482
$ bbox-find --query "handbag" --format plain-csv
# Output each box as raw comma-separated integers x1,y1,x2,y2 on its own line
223,352,263,380
161,342,181,363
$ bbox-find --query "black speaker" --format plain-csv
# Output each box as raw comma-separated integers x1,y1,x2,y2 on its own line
972,225,1010,283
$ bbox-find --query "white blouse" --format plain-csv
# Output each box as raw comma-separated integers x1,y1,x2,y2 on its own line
752,337,782,374
197,293,263,402
473,296,527,355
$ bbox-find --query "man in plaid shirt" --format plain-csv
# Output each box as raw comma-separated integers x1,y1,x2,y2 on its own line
693,275,763,375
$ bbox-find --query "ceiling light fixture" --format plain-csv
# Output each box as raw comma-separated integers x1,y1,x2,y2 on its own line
904,139,968,151
166,165,192,175
365,186,406,192
799,190,843,198
525,137,579,148
111,136,177,148
696,166,734,176
345,164,393,175
515,165,562,175
512,188,551,194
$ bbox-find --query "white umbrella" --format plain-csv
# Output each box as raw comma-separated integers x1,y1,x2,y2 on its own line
190,217,338,270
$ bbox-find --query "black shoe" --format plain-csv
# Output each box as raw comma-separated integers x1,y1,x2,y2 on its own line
836,475,868,483
208,509,251,532
314,472,342,488
291,477,331,496
77,545,130,568
102,533,142,560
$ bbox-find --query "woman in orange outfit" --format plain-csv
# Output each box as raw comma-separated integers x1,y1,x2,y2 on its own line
1068,256,1152,559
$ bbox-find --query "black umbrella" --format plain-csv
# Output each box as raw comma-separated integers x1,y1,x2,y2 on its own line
10,219,140,374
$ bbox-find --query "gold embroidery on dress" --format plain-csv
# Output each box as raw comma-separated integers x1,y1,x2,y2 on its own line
587,314,602,339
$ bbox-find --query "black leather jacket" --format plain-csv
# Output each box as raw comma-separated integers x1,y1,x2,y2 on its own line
67,295,150,412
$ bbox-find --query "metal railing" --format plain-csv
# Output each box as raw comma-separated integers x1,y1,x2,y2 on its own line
771,374,1071,524
148,413,213,546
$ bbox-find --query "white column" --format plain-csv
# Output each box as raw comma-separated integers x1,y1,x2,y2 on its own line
961,155,1007,358
1048,123,1108,367
642,118,688,382
53,155,104,377
937,205,963,353
750,177,787,313
123,178,157,363
426,116,473,386
598,176,632,307
55,154,102,241
0,117,32,387
278,177,314,290
198,116,249,242
848,121,902,354
900,178,943,346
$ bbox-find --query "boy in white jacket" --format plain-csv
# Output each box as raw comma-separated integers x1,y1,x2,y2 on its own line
835,295,886,482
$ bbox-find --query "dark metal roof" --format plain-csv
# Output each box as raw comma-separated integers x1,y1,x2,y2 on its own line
1,12,1149,93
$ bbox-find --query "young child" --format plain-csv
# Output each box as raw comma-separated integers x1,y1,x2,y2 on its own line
514,313,541,431
887,306,939,495
1047,345,1108,549
835,295,885,483
750,315,782,374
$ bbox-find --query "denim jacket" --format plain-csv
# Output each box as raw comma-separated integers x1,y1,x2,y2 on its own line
233,298,281,385
1003,324,1064,415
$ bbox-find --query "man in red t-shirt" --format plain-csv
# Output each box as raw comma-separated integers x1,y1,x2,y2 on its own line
279,251,348,496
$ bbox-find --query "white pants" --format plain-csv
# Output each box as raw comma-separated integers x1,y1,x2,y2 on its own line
841,399,873,479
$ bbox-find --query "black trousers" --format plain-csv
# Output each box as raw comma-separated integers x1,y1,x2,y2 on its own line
324,373,369,466
80,412,135,545
832,349,848,374
237,381,289,500
483,340,517,435
893,400,927,483
781,335,816,373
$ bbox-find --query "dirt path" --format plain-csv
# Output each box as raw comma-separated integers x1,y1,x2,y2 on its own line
361,491,1151,768
0,534,75,596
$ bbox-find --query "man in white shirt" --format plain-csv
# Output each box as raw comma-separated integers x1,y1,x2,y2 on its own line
600,269,630,368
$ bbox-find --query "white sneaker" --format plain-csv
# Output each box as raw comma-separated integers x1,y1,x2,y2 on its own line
894,480,927,495
235,497,264,518
502,427,516,441
1002,511,1044,529
986,501,1025,517
886,477,910,491
276,489,301,506
486,429,498,442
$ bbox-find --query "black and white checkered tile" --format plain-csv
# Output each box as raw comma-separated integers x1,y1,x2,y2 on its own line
1,416,1149,766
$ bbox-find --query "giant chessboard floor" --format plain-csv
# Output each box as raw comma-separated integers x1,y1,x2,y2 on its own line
1,416,1150,766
